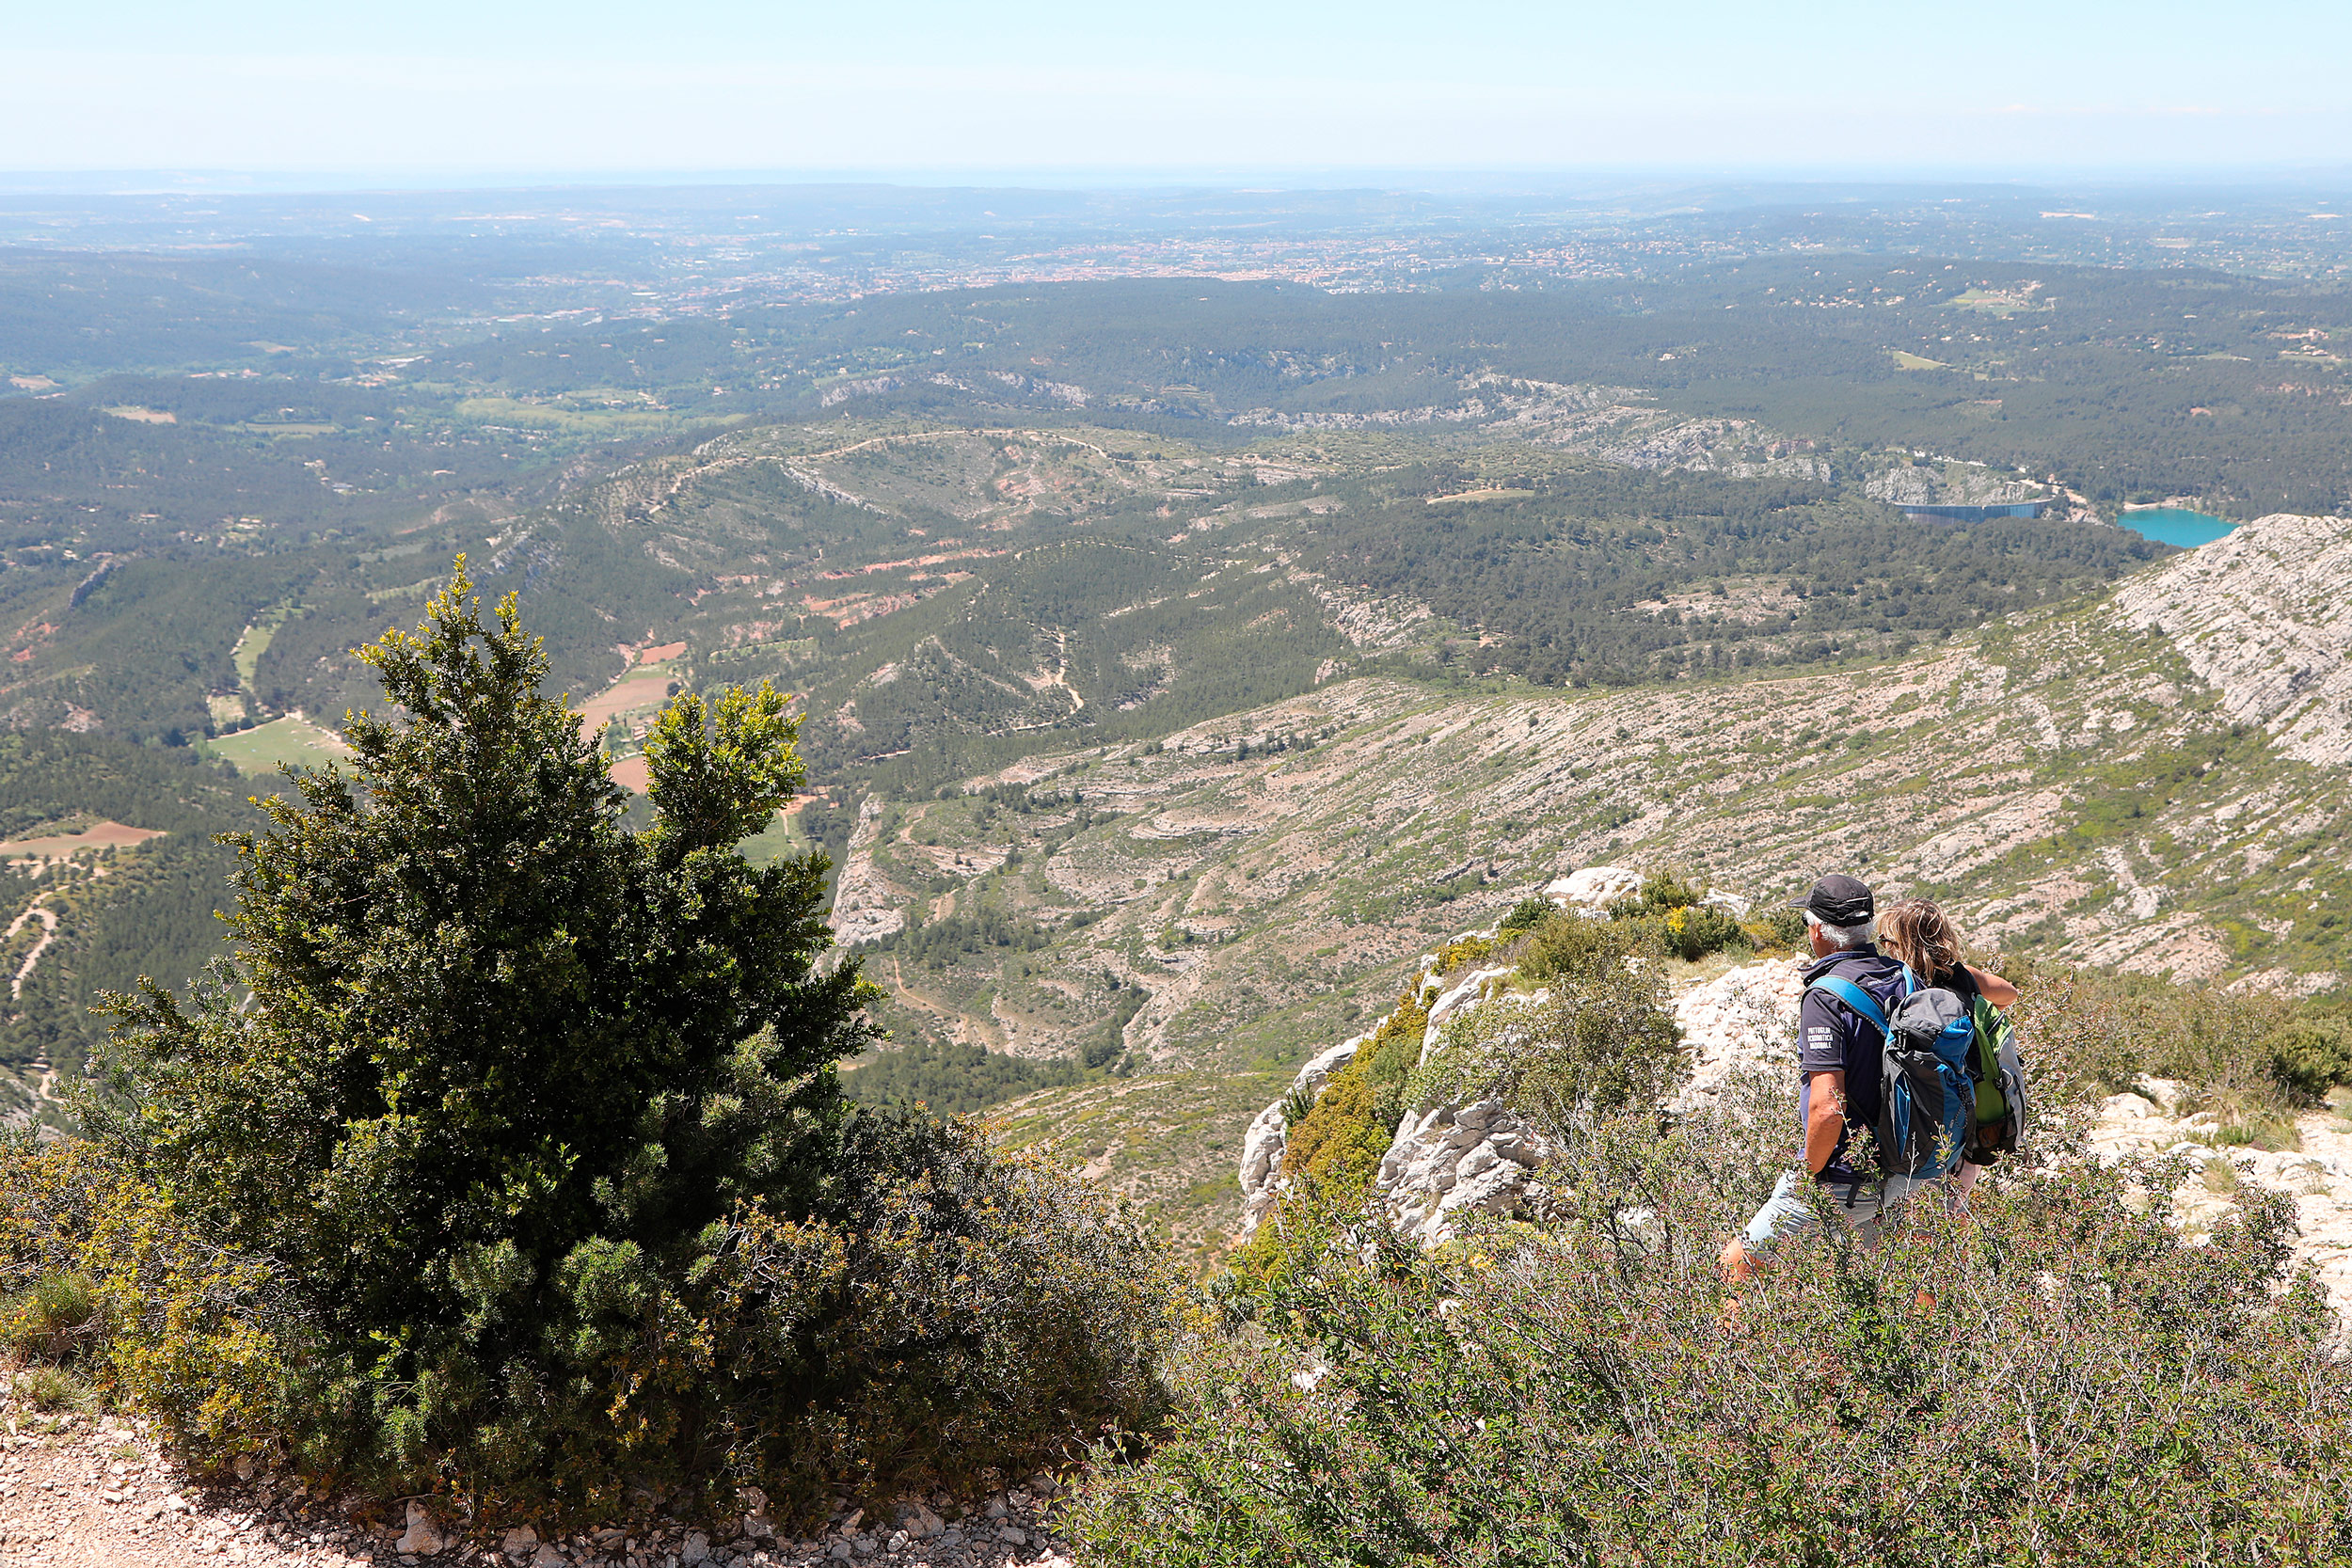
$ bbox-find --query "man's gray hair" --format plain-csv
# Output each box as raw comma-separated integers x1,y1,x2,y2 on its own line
1806,911,1874,950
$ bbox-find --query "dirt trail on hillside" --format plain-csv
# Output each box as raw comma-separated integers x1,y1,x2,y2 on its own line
887,957,1007,1050
7,901,57,1001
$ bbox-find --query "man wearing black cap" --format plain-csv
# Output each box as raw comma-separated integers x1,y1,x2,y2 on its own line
1722,873,1919,1279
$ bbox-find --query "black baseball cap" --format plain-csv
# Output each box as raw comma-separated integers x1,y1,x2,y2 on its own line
1789,874,1874,927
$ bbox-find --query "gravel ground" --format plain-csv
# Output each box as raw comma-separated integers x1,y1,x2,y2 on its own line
0,1410,1079,1568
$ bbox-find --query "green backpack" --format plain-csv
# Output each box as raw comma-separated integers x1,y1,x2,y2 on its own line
1963,994,2029,1163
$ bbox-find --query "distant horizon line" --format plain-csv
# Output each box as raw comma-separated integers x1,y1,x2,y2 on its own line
2,163,2350,198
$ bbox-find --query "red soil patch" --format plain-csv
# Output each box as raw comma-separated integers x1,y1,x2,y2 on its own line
578,670,675,730
638,641,688,664
0,820,165,861
610,755,652,795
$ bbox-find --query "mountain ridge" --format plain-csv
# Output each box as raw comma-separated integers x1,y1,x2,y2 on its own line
841,511,2352,1103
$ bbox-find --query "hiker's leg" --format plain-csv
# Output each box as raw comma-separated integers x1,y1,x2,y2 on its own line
1736,1170,1820,1266
1840,1175,1923,1251
1951,1160,1984,1205
1872,1173,1954,1309
1723,1172,1815,1327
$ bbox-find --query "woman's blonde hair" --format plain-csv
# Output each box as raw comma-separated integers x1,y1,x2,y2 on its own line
1878,897,1963,982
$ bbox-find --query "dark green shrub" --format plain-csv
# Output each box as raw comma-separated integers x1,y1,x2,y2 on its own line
2265,1020,2352,1102
1513,908,1655,987
1596,874,1748,961
60,565,1166,1523
1657,900,1744,961
1635,869,1704,911
661,1109,1168,1514
1497,895,1554,934
1075,1114,2352,1566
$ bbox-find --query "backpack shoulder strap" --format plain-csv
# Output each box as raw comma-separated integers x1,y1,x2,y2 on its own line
1808,974,1889,1034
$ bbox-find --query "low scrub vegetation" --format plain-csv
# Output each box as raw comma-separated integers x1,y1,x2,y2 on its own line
1074,1114,2352,1563
2007,961,2352,1139
1079,901,2352,1563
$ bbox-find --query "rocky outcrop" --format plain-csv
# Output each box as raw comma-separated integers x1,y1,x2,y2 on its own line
1375,1099,1559,1246
1371,954,1806,1244
1545,865,1643,914
1419,965,1515,1059
828,796,906,947
2087,1078,2352,1323
1236,1034,1370,1233
2110,512,2352,766
1249,863,1815,1248
1864,464,2045,509
1669,958,1805,1112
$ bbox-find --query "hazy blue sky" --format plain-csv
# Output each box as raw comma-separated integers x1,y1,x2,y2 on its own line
6,0,2348,179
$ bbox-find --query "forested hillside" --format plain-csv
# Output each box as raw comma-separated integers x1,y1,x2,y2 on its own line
0,734,264,1125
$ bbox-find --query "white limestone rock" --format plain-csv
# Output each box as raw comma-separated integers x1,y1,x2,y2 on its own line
2085,1079,2352,1325
396,1501,450,1556
1545,865,1642,915
1419,965,1517,1061
1236,1102,1289,1205
2108,512,2352,767
1669,958,1805,1113
1375,1097,1560,1247
829,795,908,946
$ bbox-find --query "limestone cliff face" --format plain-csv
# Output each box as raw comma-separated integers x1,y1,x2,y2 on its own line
2110,513,2352,767
829,796,908,947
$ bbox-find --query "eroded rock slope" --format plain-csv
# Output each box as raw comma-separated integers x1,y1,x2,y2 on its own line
844,512,2352,1077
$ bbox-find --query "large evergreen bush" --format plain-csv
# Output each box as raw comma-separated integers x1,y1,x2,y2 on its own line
5,565,1167,1523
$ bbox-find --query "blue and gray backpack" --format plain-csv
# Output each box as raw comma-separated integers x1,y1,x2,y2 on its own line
1808,967,1977,1180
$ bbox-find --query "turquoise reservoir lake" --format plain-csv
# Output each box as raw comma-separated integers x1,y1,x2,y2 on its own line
2122,507,2236,547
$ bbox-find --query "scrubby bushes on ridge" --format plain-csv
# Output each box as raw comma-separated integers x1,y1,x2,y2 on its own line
1231,987,1433,1292
1127,899,2352,1563
1084,1115,2352,1565
2005,962,2352,1142
1413,917,1683,1140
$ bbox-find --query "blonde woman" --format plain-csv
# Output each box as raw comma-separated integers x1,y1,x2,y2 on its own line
1876,897,2018,1197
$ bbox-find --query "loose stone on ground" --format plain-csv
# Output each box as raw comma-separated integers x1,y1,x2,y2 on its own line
0,1415,1076,1568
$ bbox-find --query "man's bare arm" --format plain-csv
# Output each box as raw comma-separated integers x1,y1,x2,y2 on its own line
1804,1069,1846,1174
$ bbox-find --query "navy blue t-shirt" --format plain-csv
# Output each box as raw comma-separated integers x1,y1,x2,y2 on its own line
1796,944,1909,1187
